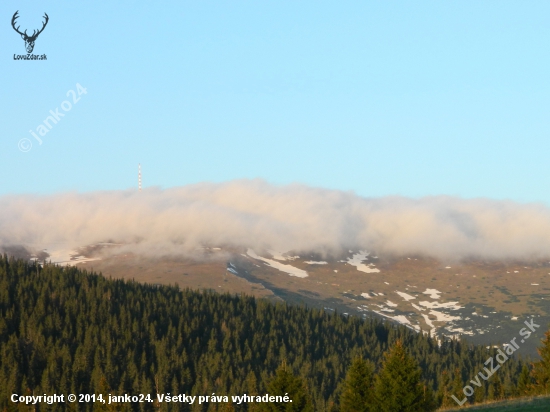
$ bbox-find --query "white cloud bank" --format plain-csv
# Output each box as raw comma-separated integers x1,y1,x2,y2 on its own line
1,179,550,261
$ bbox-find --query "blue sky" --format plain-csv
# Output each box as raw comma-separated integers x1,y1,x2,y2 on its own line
2,1,550,203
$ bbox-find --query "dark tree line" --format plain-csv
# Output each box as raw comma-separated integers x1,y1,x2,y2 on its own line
0,256,541,411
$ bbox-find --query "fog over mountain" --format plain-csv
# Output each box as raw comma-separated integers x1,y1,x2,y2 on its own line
1,179,549,261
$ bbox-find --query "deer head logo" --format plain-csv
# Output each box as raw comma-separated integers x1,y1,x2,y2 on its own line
11,11,49,54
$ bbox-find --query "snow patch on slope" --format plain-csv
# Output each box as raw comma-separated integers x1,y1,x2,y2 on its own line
43,244,102,266
247,249,308,278
419,301,462,310
396,291,416,301
347,251,380,273
422,288,442,299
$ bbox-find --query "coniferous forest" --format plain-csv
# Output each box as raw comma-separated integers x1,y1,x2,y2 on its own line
1,255,549,411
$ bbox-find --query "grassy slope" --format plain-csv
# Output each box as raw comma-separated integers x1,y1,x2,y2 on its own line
441,396,550,411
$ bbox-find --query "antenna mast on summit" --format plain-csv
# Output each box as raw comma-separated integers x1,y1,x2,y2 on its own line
138,163,142,192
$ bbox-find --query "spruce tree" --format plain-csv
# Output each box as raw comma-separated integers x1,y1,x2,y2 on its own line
487,382,495,401
246,371,261,412
373,340,435,412
420,382,437,411
260,363,313,412
473,379,486,405
339,357,374,412
503,374,515,399
532,329,550,395
517,364,532,396
437,369,454,408
487,373,504,402
491,373,504,401
450,368,464,404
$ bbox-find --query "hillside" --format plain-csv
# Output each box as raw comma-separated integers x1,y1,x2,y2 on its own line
0,255,533,411
51,244,550,357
